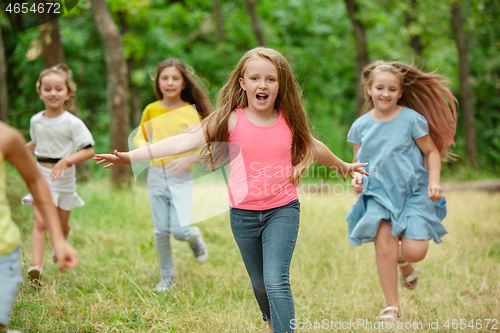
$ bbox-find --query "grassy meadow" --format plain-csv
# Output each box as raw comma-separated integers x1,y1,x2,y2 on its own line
6,176,500,332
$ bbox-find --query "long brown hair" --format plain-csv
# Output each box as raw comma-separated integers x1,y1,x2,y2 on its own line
36,63,76,111
154,58,212,119
202,47,316,184
361,61,458,161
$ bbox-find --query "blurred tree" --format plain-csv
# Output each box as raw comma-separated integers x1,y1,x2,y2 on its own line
344,0,369,116
451,0,477,169
0,24,8,122
213,0,226,42
35,0,65,67
244,0,266,46
90,0,130,186
405,0,424,65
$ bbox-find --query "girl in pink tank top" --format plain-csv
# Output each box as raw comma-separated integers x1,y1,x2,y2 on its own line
95,47,368,333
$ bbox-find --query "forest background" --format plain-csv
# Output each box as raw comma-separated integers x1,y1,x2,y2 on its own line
1,0,499,185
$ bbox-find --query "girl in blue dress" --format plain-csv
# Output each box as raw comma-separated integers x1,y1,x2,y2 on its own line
347,61,457,322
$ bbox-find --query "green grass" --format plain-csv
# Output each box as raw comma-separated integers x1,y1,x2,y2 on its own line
7,178,500,332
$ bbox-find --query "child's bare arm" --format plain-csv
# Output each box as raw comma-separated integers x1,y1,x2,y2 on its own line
95,119,214,168
415,135,443,201
313,138,369,181
4,126,78,271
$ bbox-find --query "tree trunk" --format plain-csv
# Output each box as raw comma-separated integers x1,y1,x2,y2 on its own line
344,0,369,116
451,1,477,169
90,0,130,186
243,0,266,46
36,1,65,68
0,25,9,122
213,0,226,43
406,0,424,60
127,59,143,128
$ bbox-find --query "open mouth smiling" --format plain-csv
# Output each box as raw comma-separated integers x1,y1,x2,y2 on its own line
256,93,268,101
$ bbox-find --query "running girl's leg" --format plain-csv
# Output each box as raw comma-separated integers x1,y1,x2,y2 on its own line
31,204,47,268
399,238,428,282
57,208,71,239
373,220,399,307
261,200,300,333
230,208,271,326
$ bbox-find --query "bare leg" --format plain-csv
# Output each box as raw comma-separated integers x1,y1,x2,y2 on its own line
373,220,399,308
31,204,47,269
267,322,272,333
398,238,428,287
57,208,71,239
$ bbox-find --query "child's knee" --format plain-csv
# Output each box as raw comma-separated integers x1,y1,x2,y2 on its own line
34,218,46,232
401,240,428,262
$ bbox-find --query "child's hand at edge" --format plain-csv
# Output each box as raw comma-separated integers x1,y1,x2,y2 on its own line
428,180,444,202
50,158,70,180
94,150,131,168
52,242,79,272
340,162,369,182
352,172,364,194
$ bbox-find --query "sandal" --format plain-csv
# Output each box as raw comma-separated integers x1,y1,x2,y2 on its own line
376,306,400,322
398,261,422,290
27,266,44,288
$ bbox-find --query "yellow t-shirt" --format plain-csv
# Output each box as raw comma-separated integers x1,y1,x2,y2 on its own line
133,101,202,169
0,151,21,255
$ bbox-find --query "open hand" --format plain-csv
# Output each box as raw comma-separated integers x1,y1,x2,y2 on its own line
94,150,131,168
338,162,369,182
50,158,70,180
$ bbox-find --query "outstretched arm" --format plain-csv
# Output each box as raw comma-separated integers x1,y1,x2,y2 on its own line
2,124,78,271
415,135,443,201
94,121,210,168
313,138,369,181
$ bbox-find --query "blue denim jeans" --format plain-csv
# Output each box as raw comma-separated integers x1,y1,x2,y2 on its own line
230,200,300,333
147,166,194,278
0,247,23,326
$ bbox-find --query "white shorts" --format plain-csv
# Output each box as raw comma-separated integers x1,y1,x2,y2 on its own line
21,163,84,211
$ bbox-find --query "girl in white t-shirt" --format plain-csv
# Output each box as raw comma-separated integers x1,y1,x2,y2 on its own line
22,64,94,286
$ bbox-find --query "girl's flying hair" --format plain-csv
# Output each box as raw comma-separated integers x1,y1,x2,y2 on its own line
361,61,458,161
203,47,316,184
154,58,212,119
36,63,77,110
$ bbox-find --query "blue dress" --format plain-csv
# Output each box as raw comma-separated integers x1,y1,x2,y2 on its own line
346,107,448,247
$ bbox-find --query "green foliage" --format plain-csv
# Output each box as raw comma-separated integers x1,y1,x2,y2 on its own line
1,0,499,178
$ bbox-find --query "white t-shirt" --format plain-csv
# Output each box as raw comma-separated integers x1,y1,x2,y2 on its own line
30,111,94,158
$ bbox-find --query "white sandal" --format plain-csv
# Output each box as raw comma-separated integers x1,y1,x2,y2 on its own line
27,266,44,288
398,261,422,290
376,306,400,322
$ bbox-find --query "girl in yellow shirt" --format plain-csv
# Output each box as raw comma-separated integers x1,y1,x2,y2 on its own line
133,58,212,291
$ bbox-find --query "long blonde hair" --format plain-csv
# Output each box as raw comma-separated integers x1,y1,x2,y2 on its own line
202,47,316,184
36,63,76,110
361,61,458,161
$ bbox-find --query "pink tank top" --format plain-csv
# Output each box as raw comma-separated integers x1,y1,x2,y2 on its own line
227,109,298,210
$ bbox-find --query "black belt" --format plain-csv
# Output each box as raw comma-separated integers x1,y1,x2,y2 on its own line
37,157,61,163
